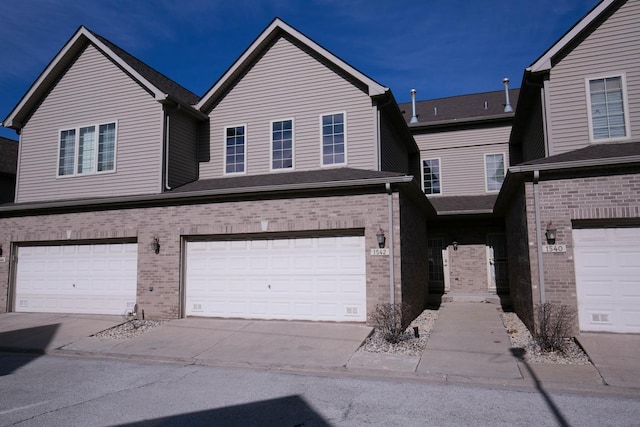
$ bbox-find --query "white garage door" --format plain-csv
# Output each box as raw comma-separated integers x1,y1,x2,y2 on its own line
185,236,366,321
574,228,640,333
15,243,138,315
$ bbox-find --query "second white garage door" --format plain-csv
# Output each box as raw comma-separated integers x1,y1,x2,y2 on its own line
15,243,138,315
574,227,640,333
185,236,366,321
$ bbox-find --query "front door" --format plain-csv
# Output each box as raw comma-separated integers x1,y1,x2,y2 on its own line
487,233,508,294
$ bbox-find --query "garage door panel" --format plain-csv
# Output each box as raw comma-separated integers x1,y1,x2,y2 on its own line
185,236,366,321
574,228,640,333
16,243,138,315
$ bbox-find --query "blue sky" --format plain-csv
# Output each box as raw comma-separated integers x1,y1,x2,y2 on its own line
0,0,601,140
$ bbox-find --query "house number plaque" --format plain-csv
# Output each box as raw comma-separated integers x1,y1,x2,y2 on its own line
370,248,390,256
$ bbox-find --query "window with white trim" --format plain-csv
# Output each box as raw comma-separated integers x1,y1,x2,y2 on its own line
271,119,293,170
225,125,246,174
58,122,116,177
587,75,629,141
485,153,505,192
422,158,441,195
321,112,345,165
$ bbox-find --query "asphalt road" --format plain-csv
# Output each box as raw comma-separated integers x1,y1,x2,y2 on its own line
1,353,639,426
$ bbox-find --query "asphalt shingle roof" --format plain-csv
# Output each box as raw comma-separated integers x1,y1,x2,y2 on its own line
398,89,519,126
428,195,497,215
518,141,640,167
170,168,409,193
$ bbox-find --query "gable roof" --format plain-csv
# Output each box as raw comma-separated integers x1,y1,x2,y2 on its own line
0,136,18,175
528,0,621,73
196,18,388,113
399,89,519,129
3,26,201,130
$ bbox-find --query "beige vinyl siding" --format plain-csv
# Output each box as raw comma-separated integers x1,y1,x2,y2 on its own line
168,110,198,188
200,36,376,179
380,111,409,173
547,0,640,155
16,44,163,203
414,125,511,196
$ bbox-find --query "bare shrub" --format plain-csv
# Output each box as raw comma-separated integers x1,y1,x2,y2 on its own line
533,302,576,353
371,303,412,344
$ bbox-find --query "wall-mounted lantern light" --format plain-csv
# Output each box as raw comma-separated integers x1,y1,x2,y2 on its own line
545,222,557,244
0,244,3,257
452,241,458,251
151,237,160,254
376,228,386,249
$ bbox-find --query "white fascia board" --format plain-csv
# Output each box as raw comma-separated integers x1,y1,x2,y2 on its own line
528,0,616,73
195,18,387,110
3,27,167,129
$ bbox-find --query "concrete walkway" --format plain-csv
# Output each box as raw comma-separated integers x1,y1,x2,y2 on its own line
416,302,521,379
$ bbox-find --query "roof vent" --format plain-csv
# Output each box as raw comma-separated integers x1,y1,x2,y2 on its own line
503,78,513,113
484,101,488,110
410,89,418,123
434,107,438,116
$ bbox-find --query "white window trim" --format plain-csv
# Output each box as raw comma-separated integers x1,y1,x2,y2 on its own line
319,111,347,167
223,124,247,176
484,152,506,193
270,118,295,172
585,72,631,143
56,120,118,178
421,157,442,196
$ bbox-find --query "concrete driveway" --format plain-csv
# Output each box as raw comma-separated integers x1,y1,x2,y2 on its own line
1,313,373,371
0,313,125,353
576,333,640,389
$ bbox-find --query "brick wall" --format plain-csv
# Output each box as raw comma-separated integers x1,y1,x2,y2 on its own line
0,190,426,323
513,172,640,333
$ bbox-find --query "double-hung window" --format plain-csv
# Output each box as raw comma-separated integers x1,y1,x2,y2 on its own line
225,125,246,174
271,119,293,170
587,74,630,141
422,158,441,195
58,122,116,177
321,112,346,166
485,153,505,192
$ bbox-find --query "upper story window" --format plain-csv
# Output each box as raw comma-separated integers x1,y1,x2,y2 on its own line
422,158,441,195
485,153,505,192
587,74,630,142
58,122,116,177
271,119,293,170
225,125,246,174
321,112,346,166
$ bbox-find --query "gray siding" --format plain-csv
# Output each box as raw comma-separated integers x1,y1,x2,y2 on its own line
380,111,409,173
522,93,546,163
168,110,199,188
200,35,377,179
16,44,163,203
548,0,640,155
414,125,511,196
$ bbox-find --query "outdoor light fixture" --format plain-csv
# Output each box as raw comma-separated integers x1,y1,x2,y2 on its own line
452,241,458,251
545,222,557,244
0,244,3,257
152,237,160,254
376,228,386,249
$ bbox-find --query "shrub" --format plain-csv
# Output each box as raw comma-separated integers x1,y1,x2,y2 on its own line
371,303,412,344
533,302,576,353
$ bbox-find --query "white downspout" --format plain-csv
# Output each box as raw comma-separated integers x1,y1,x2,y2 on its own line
533,170,546,304
386,182,395,306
